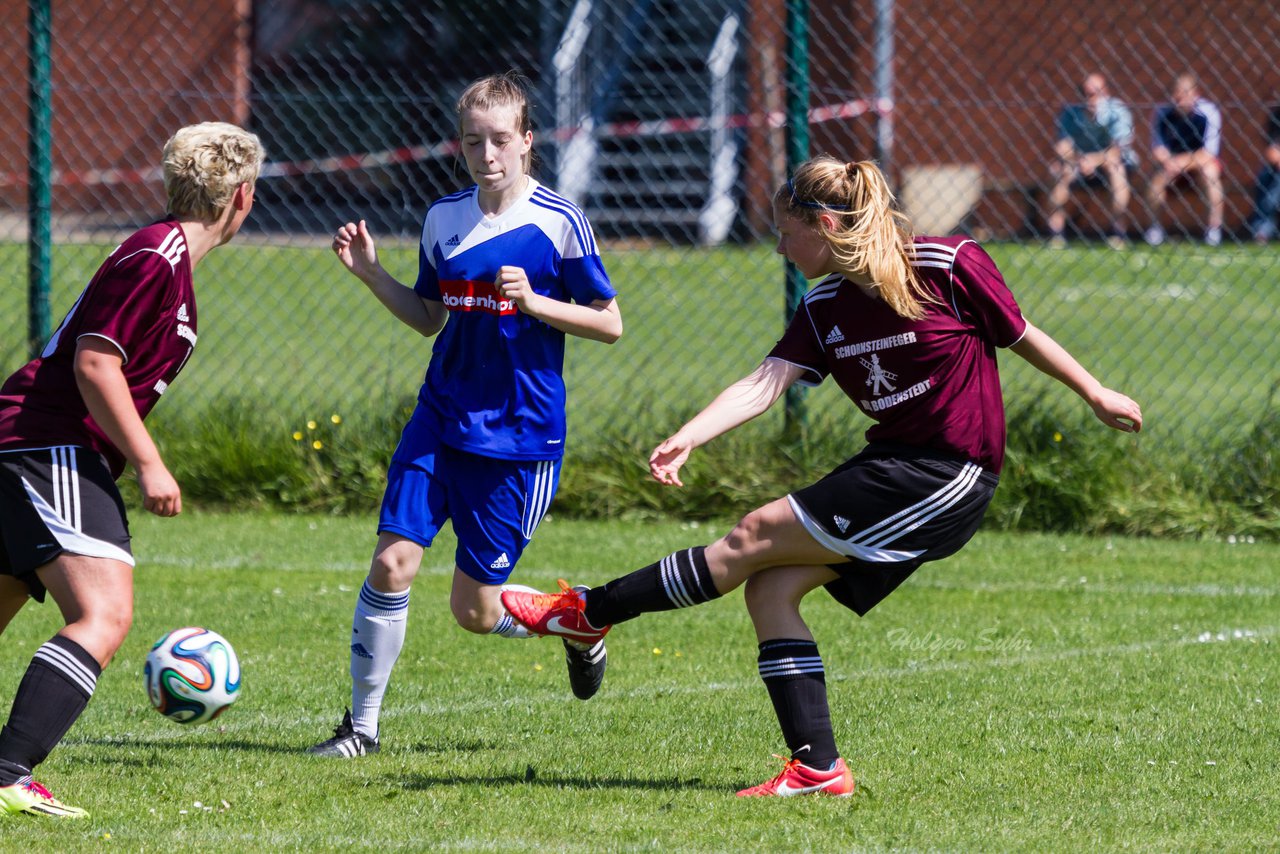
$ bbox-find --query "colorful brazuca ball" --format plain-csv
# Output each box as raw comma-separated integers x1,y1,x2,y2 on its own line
144,627,241,725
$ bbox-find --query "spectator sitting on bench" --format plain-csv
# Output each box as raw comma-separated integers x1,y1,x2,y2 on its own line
1047,73,1135,250
1247,99,1280,244
1145,73,1224,246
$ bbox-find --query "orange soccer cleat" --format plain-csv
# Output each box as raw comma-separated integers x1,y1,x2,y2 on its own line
736,755,855,798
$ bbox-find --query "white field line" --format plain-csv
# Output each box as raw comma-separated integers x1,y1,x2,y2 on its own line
139,554,1280,599
165,830,512,851
911,578,1280,598
82,624,1273,745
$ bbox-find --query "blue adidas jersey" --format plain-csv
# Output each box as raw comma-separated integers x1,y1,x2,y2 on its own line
412,178,615,461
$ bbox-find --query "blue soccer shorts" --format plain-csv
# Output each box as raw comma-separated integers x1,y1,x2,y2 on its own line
378,412,561,585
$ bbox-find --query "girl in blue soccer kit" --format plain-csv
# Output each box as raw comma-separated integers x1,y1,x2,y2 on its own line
309,72,622,757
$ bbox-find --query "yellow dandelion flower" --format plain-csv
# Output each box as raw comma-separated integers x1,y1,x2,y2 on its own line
652,647,662,655
533,663,543,671
292,431,303,441
312,440,323,450
330,414,342,424
1053,432,1063,443
307,420,317,430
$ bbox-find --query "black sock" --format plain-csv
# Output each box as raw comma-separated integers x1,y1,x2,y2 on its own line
584,546,720,627
0,635,101,783
757,639,839,769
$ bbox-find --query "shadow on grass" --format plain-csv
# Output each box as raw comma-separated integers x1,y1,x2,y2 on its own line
393,768,714,792
81,736,513,757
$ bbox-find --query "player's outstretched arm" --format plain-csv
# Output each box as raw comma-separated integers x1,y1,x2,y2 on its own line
74,338,182,516
333,220,445,337
1010,321,1143,433
649,358,804,486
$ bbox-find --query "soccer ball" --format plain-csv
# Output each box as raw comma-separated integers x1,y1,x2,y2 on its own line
144,627,241,725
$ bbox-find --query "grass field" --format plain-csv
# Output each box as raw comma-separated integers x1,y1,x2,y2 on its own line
2,238,1277,450
2,511,1278,850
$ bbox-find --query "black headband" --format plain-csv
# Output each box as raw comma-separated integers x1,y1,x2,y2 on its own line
787,178,852,211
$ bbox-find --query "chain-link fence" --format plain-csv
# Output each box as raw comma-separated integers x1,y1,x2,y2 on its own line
3,1,1278,512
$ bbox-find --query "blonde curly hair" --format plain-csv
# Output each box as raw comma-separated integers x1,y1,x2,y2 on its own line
162,122,264,221
776,155,936,320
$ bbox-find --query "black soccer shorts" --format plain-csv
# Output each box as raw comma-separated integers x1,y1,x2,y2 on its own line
788,443,998,616
0,446,134,603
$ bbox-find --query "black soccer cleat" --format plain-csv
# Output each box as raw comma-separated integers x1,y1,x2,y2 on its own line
562,637,607,700
306,709,380,757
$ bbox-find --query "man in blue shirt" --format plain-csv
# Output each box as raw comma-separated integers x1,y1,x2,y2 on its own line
1145,74,1224,246
1047,73,1135,249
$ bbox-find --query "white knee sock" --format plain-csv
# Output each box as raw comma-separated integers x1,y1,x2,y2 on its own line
349,580,409,740
490,583,541,639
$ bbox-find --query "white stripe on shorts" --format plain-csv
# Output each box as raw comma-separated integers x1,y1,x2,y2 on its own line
852,462,982,549
21,465,135,568
521,460,556,540
788,460,982,564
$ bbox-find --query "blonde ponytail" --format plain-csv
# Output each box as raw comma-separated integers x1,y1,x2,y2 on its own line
777,156,936,320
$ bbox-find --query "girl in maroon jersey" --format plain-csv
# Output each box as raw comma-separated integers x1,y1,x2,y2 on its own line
503,155,1142,797
0,123,263,818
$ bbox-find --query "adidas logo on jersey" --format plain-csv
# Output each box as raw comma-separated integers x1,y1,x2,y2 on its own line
825,325,845,345
176,303,190,322
445,234,461,247
832,514,851,533
490,553,511,570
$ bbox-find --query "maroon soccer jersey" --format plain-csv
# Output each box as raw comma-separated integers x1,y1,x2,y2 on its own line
768,236,1027,473
0,220,196,478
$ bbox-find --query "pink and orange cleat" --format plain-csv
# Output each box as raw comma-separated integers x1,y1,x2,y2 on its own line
501,579,610,644
736,756,855,798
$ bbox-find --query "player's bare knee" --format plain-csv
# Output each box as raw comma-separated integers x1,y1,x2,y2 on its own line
368,553,417,592
721,511,765,559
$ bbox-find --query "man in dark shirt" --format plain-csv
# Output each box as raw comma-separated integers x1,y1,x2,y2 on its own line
1248,102,1280,243
1145,74,1224,246
0,122,263,818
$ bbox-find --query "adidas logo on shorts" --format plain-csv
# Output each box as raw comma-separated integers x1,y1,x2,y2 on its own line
490,553,510,570
832,514,851,533
825,325,845,345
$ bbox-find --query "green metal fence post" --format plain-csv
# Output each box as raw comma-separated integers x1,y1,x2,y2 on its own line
783,0,809,440
28,0,53,358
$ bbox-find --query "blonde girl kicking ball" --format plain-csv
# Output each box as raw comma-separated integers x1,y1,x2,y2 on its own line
504,155,1141,796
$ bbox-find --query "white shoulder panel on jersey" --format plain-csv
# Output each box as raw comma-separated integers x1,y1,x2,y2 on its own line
528,184,597,259
424,181,598,262
422,187,477,266
114,226,187,270
802,274,843,305
911,241,960,271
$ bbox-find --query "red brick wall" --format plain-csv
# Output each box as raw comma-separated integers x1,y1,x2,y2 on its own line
1,0,250,216
754,0,1280,237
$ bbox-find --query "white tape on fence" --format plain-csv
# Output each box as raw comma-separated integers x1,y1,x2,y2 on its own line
1,98,887,189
